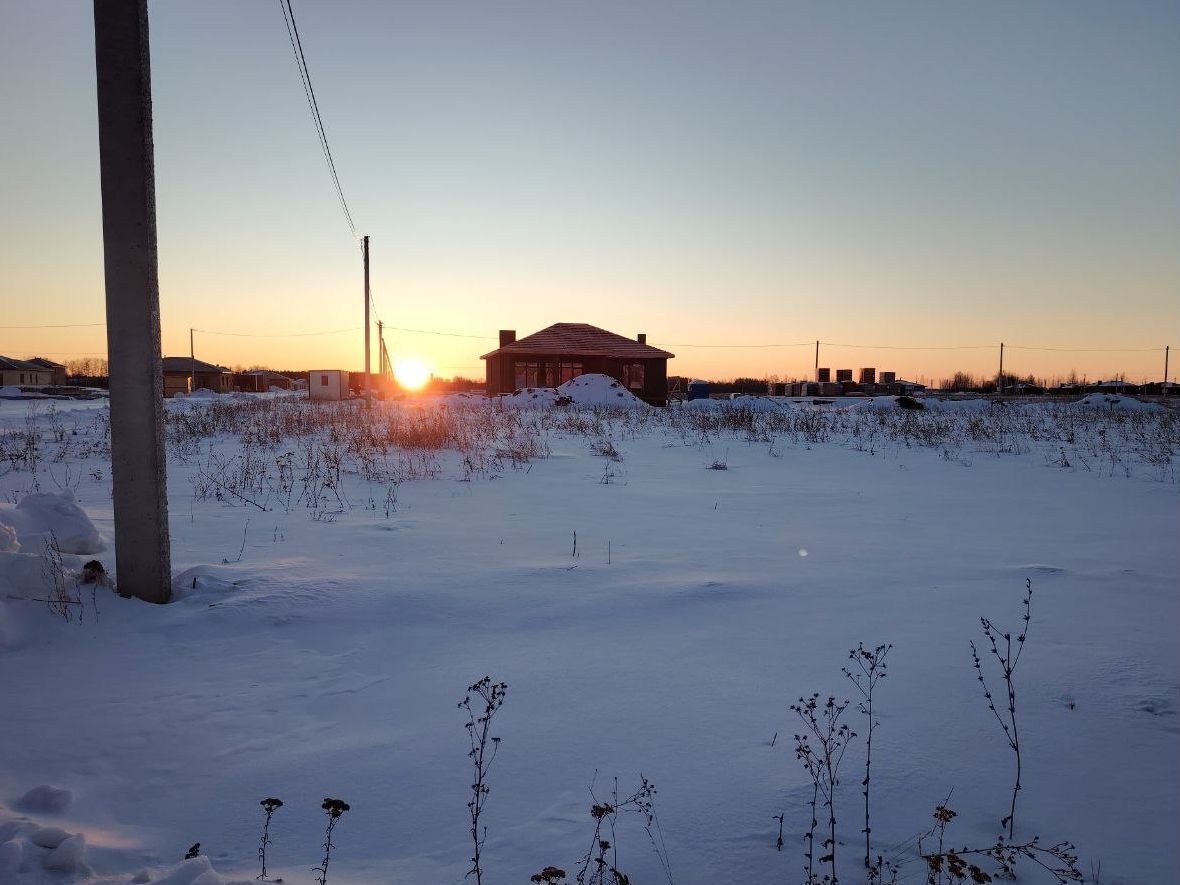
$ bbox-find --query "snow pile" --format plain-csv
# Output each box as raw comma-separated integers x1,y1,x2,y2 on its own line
441,391,488,403
174,388,218,400
498,375,651,408
498,386,562,407
0,493,104,555
0,797,239,883
692,395,785,412
558,374,650,407
1074,393,1162,412
15,785,73,815
0,385,24,398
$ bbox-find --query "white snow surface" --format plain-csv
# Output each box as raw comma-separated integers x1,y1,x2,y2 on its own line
0,396,1176,883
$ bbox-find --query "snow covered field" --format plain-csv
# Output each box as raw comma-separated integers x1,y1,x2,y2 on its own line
1,385,1177,884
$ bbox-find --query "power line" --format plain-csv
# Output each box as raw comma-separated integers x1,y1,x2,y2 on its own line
1006,345,1164,353
0,322,106,329
655,341,812,349
383,325,497,340
277,0,356,237
193,326,360,338
820,342,993,351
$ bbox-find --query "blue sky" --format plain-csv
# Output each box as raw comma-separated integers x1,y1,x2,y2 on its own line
1,1,1177,381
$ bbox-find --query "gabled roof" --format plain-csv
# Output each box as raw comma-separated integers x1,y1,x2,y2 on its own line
162,356,230,373
481,323,674,360
0,356,47,372
26,356,65,369
241,369,288,378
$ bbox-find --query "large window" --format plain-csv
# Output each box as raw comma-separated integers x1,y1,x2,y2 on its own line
515,361,583,388
514,362,539,388
623,363,645,389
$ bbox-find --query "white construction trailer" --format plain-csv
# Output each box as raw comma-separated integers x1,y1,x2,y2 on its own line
308,369,349,401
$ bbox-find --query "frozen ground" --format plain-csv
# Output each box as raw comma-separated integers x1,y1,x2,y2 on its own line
0,387,1177,884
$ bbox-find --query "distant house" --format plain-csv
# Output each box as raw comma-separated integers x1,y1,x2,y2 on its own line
162,356,233,397
26,357,68,386
235,370,293,392
308,369,348,401
1092,379,1140,395
481,323,675,405
1140,381,1177,397
0,356,54,387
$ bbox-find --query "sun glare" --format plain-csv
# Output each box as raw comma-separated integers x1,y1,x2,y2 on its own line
393,357,432,391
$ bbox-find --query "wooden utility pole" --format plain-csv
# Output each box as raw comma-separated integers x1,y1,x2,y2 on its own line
814,340,819,382
998,341,1004,395
94,0,171,603
189,328,195,393
363,235,371,407
1165,345,1170,387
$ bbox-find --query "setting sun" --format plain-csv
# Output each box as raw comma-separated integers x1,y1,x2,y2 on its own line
393,357,432,391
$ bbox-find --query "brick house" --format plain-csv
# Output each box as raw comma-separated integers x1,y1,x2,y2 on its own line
481,323,674,405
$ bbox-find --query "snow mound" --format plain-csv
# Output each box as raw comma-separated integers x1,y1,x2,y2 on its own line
497,374,651,408
499,387,561,407
1074,393,1161,412
558,374,650,407
150,855,236,885
727,396,786,412
42,833,85,873
174,388,218,400
30,825,71,848
0,386,23,398
0,493,104,555
682,396,785,412
15,784,72,815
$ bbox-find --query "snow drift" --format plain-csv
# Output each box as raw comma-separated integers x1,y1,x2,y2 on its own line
0,493,104,555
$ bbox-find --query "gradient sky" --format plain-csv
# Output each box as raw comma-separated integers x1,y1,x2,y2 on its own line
1,1,1177,382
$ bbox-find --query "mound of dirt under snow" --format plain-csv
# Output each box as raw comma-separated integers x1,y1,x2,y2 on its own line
498,374,651,408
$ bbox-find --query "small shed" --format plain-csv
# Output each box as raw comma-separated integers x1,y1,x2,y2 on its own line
309,370,349,401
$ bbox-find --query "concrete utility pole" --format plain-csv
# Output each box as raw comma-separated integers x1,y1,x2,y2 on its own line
1165,345,1170,386
814,340,819,382
997,341,1004,395
363,234,371,407
94,0,171,603
377,319,384,379
189,328,195,393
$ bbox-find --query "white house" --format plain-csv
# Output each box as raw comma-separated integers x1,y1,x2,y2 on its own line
0,356,54,387
308,370,348,401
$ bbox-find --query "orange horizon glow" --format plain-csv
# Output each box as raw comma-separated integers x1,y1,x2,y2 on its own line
393,356,432,391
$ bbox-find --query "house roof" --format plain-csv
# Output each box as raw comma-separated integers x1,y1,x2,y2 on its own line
242,369,290,380
162,356,230,374
0,356,47,372
480,323,674,360
26,357,65,370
